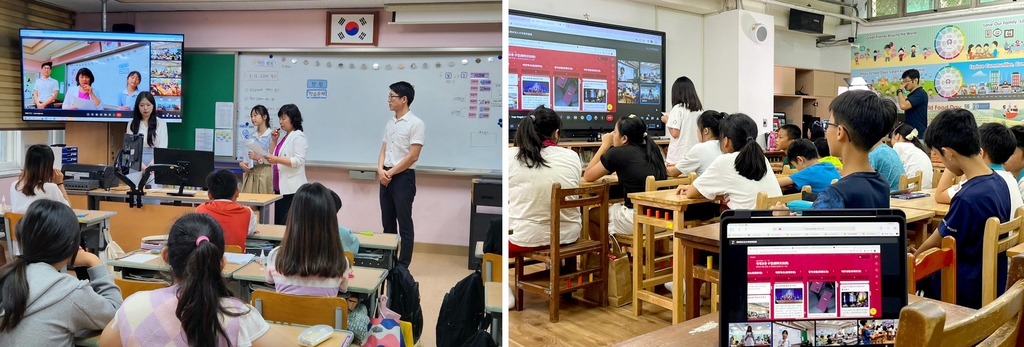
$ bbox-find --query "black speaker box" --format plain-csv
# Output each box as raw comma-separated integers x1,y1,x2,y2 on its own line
789,9,824,34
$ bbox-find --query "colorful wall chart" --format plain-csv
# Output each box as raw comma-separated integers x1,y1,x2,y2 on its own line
851,15,1024,125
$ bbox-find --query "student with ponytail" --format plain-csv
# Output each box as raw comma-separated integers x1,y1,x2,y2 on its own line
100,213,290,347
667,110,725,177
676,113,782,209
508,106,582,254
891,123,933,189
584,115,667,236
0,200,121,345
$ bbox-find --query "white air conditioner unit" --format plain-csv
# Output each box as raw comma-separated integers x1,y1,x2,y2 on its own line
386,2,501,25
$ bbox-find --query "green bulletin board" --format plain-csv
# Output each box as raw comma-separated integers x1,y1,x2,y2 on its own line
167,53,235,150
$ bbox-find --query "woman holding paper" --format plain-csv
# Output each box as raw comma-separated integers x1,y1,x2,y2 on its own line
240,105,274,194
263,104,308,225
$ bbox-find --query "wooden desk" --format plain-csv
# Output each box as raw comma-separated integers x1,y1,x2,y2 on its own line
580,174,619,187
232,262,388,311
612,295,974,346
890,189,949,216
627,189,714,324
249,223,285,241
485,282,503,346
250,224,398,251
672,223,720,323
74,323,355,347
1009,242,1024,258
108,250,246,278
899,208,937,247
1,209,116,256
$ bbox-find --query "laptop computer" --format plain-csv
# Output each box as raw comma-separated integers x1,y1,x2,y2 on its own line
719,210,908,346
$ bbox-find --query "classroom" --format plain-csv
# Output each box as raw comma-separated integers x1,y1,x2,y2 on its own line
0,0,501,346
506,0,1024,346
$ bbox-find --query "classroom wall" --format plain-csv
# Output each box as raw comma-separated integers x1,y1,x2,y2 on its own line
74,9,500,247
775,30,852,73
703,10,775,140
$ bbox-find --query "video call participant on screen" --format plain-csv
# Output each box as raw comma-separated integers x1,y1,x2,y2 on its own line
62,68,101,110
32,62,59,109
117,71,142,111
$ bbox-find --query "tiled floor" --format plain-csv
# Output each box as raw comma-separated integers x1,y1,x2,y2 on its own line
407,251,476,347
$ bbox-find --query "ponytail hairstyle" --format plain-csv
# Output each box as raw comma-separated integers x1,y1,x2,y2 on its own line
166,213,244,347
893,123,927,154
513,105,562,169
697,110,726,139
720,113,768,180
0,200,79,332
617,115,667,176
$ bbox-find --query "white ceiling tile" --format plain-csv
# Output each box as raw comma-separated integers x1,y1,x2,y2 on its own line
39,0,498,13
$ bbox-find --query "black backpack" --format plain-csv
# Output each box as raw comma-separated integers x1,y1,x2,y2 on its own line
460,329,497,347
437,271,486,347
483,217,501,254
387,264,423,342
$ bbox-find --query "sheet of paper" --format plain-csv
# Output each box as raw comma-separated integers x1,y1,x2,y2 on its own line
224,252,256,264
245,139,270,157
215,102,234,129
119,253,158,264
214,129,233,156
195,128,214,152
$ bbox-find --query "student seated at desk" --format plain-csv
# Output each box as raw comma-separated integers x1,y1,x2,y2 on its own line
666,110,724,177
0,200,121,346
934,123,1024,216
100,213,291,346
808,90,893,209
891,123,933,189
914,109,1013,309
1006,125,1024,195
777,139,840,194
508,106,581,254
9,144,69,213
676,113,782,209
776,124,801,169
328,188,360,252
814,137,843,170
584,115,667,236
196,169,257,252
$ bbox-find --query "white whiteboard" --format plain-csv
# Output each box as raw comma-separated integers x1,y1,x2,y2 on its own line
235,51,502,172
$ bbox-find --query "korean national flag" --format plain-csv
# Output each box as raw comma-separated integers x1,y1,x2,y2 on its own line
333,14,375,44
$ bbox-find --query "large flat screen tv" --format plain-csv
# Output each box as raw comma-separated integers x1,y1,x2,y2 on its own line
20,29,183,123
508,10,666,138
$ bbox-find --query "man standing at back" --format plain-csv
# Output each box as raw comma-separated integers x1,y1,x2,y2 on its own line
378,81,425,267
898,69,929,136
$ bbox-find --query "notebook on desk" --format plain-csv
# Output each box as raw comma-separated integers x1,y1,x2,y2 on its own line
718,210,908,347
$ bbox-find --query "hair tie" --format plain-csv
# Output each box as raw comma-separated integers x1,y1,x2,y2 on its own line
17,255,32,263
746,136,754,142
629,114,637,118
529,114,535,120
643,132,648,137
195,236,210,246
906,129,918,140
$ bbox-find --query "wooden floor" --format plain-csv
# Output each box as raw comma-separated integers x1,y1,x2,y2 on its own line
508,264,712,347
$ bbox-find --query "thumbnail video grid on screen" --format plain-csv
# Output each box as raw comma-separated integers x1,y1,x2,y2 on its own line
508,12,665,133
20,30,183,123
726,222,901,346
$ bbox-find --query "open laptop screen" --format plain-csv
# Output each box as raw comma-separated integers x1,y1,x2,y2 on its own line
720,216,907,346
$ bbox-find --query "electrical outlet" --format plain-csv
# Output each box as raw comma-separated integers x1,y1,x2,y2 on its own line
763,119,768,128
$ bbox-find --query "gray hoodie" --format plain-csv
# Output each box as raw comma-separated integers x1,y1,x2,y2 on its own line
0,263,122,346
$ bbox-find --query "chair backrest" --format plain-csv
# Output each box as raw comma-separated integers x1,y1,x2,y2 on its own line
114,278,170,300
224,245,243,254
782,166,797,175
645,173,697,192
982,207,1024,306
907,236,957,304
932,168,943,190
251,289,348,330
894,254,1024,347
4,212,23,242
344,251,354,267
900,170,924,192
482,253,503,283
755,186,811,209
551,183,609,255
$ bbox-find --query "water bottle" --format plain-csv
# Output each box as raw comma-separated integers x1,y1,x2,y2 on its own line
1,195,6,213
259,249,267,270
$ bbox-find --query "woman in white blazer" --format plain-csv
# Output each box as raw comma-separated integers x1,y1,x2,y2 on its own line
263,104,308,225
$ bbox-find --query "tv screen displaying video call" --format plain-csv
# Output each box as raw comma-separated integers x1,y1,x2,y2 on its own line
20,29,184,123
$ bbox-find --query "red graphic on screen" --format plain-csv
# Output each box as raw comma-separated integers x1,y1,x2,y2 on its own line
509,45,615,113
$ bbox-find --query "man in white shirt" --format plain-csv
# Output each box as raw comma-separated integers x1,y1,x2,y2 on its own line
32,62,59,109
378,81,425,267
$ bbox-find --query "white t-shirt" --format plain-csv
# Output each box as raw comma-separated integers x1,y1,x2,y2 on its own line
665,103,701,163
61,86,101,110
508,146,583,247
948,170,1024,216
674,140,722,176
892,142,933,190
9,181,69,213
692,152,783,209
33,76,59,105
383,111,426,169
126,117,169,149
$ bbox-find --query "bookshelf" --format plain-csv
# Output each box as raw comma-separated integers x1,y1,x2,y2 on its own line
774,65,851,137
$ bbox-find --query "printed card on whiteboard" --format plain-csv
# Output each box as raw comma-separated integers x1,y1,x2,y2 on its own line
327,12,379,46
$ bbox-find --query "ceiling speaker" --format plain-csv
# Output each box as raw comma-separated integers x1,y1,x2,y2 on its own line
751,23,768,43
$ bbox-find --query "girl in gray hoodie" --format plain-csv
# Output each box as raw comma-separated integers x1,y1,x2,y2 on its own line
0,199,122,346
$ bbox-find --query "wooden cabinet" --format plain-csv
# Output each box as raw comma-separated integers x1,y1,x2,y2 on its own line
773,66,849,133
775,66,796,95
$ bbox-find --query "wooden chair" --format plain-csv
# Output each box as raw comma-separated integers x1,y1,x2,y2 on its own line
514,183,609,322
894,254,1024,347
114,278,170,300
755,186,812,209
907,236,956,304
610,174,698,249
932,168,943,190
344,251,354,267
982,207,1024,306
252,289,349,329
482,253,503,283
899,170,924,192
3,212,24,261
781,166,797,175
225,245,243,253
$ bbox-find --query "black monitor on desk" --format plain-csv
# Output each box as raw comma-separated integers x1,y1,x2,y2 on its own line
152,148,214,195
118,134,144,173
